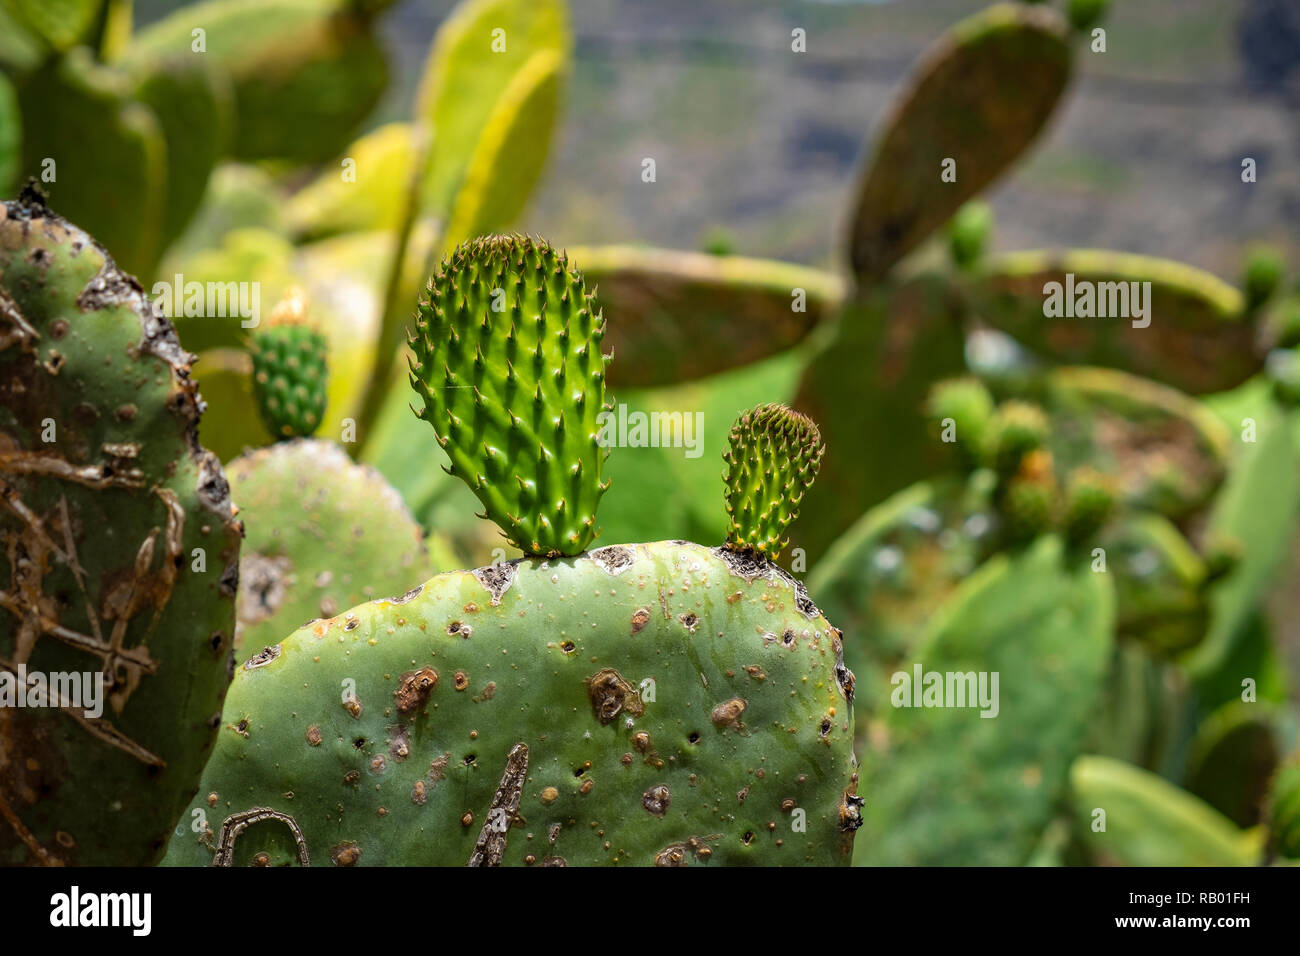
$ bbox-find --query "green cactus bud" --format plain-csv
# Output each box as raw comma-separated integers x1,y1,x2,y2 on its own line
1266,294,1300,349
722,404,825,559
1000,469,1058,545
1269,761,1300,859
1267,347,1300,406
926,376,995,463
983,400,1049,476
1243,246,1284,311
1067,0,1110,32
0,189,241,864
409,235,610,557
249,289,329,440
946,201,994,270
1201,533,1244,583
1062,466,1116,544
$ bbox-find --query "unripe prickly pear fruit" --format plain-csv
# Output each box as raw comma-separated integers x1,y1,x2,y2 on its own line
1062,466,1115,544
249,289,329,439
946,201,994,270
1267,347,1300,406
1067,0,1110,32
926,377,994,464
1268,760,1300,859
1243,246,1284,311
0,188,241,865
983,400,1049,477
723,404,824,559
408,235,610,557
1000,455,1058,545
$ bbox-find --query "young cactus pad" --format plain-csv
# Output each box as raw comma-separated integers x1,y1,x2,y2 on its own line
408,235,609,557
723,404,825,559
249,289,329,440
162,541,860,866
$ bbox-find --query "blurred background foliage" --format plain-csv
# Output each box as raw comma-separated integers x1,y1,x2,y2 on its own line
2,0,1299,866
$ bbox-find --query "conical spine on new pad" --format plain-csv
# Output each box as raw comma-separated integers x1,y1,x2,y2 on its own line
408,235,610,557
723,404,825,559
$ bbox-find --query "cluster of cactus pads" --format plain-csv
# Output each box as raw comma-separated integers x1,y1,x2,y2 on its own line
161,235,858,866
0,195,858,866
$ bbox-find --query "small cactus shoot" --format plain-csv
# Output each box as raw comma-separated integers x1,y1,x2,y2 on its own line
409,235,610,557
723,404,825,559
249,289,330,440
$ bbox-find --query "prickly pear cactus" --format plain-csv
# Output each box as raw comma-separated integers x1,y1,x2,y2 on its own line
0,190,241,865
162,540,858,867
229,438,455,659
722,404,823,559
162,238,858,866
1269,758,1300,859
249,289,329,440
408,235,609,557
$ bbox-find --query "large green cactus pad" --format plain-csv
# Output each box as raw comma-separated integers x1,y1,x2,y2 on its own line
794,275,968,558
1036,366,1231,521
14,48,166,278
809,476,993,691
567,245,844,389
162,541,858,866
0,194,241,865
1069,755,1259,866
229,439,453,660
415,0,570,220
856,536,1113,866
129,0,388,164
846,3,1071,284
971,249,1255,394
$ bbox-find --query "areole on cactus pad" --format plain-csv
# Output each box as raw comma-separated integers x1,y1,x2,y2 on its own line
163,234,860,866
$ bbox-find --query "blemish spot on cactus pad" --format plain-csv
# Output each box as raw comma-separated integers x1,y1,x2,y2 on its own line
590,545,634,575
642,785,671,817
838,793,865,832
679,612,700,633
244,645,282,669
330,842,361,866
631,608,651,633
306,726,322,747
395,668,439,713
711,698,747,730
447,620,473,638
588,668,645,724
390,584,424,605
472,562,518,605
214,808,310,867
